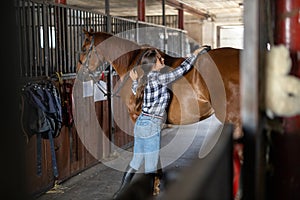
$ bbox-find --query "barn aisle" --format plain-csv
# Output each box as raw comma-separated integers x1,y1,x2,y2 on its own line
36,114,232,200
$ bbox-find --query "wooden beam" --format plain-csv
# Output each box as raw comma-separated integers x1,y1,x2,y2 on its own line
178,8,184,29
137,0,146,21
55,0,66,4
159,0,210,19
241,0,264,199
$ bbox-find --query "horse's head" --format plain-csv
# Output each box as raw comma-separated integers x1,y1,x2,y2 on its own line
77,29,142,79
76,29,108,78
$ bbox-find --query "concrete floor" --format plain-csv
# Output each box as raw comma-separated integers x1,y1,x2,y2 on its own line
35,114,229,200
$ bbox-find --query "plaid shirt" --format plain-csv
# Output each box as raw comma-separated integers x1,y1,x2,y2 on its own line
132,54,197,117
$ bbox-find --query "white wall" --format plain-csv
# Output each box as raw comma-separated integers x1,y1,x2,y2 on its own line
184,16,244,51
218,25,244,49
202,20,244,49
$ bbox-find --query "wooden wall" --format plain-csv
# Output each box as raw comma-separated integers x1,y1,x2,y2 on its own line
22,78,133,197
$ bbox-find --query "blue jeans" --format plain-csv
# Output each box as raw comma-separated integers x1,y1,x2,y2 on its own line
129,114,162,173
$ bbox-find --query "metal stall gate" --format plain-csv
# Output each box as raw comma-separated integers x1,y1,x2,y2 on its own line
16,0,190,196
17,0,189,80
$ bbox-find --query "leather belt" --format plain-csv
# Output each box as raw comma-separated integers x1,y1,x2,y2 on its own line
141,112,164,120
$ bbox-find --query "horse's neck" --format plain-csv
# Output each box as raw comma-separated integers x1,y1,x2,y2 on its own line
95,37,141,78
112,48,146,79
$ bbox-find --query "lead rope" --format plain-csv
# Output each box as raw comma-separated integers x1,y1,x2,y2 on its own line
88,48,146,98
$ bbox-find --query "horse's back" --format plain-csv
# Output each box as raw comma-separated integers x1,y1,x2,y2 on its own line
208,47,241,137
176,47,241,137
206,47,240,91
208,47,240,72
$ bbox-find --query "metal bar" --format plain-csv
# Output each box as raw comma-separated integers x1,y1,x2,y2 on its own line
271,1,300,199
108,64,115,152
72,9,76,70
57,6,63,73
105,0,111,33
90,12,94,31
42,3,50,77
54,5,59,75
36,3,42,76
31,2,37,77
76,9,80,65
87,11,90,30
162,0,166,26
25,0,31,76
98,13,100,31
275,0,300,134
80,10,84,49
77,10,81,67
62,6,67,73
94,13,97,31
16,0,22,77
48,5,54,75
105,0,114,153
68,8,72,73
84,13,88,41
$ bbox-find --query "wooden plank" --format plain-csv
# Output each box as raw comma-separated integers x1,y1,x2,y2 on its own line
241,0,268,199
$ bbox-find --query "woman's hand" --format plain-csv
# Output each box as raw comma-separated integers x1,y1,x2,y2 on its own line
130,69,138,81
192,45,211,56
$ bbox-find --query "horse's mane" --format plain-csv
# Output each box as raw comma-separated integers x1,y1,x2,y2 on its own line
89,30,146,76
83,29,186,79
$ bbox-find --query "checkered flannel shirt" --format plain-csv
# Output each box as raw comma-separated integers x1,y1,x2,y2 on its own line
132,54,197,117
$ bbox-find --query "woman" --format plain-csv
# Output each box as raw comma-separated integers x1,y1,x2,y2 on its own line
113,47,206,199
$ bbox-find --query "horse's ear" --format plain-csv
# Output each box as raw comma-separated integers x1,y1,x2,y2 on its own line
82,28,91,39
83,28,88,36
89,28,94,33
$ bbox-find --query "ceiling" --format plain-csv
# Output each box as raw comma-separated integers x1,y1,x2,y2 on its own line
63,0,244,22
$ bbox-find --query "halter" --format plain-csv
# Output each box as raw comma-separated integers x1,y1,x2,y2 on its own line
77,34,109,96
78,35,152,98
78,34,130,98
79,34,105,71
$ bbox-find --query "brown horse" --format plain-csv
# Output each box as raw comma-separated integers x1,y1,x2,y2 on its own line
77,29,241,139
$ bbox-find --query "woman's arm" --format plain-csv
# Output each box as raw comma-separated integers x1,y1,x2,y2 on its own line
158,47,208,84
